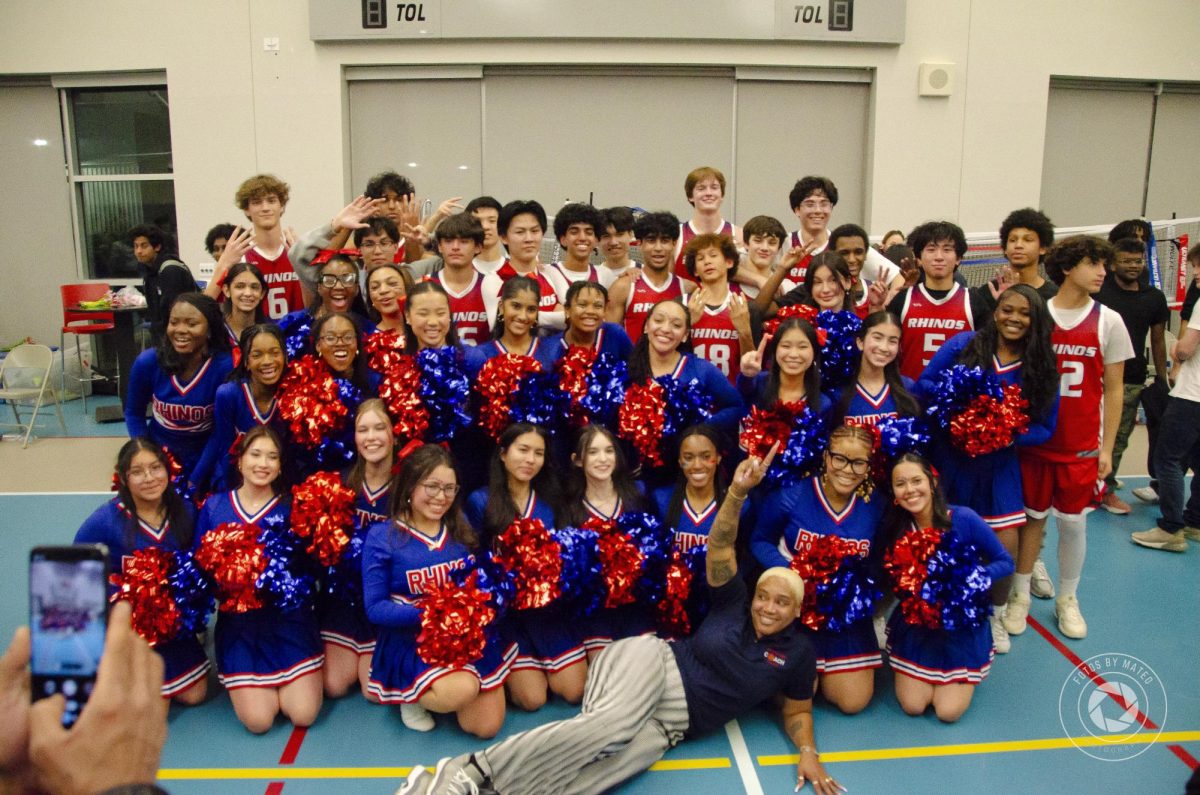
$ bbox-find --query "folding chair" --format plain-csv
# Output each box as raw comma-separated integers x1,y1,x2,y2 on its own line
0,343,68,447
60,283,118,411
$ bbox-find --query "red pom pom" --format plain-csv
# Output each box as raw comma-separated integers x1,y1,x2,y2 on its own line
377,354,430,443
557,345,598,428
588,518,646,609
109,548,180,647
656,550,694,637
290,472,358,566
949,383,1030,456
739,403,803,458
493,518,562,610
883,526,944,629
277,355,350,448
362,329,406,373
195,522,266,613
416,571,497,668
762,304,818,337
618,381,667,466
476,354,544,443
789,534,862,631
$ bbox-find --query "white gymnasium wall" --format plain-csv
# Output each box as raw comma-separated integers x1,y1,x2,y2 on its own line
1,0,1199,345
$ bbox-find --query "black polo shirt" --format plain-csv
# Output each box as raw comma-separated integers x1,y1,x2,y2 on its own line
1096,282,1169,384
670,576,816,737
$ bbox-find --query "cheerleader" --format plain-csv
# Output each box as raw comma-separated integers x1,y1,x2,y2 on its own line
465,423,586,710
125,292,234,488
881,454,1014,723
279,255,374,358
218,261,267,360
538,281,633,369
653,425,731,556
193,324,286,492
364,445,512,738
831,311,921,427
916,284,1058,653
625,298,742,447
196,426,324,734
320,398,395,700
364,262,410,333
464,276,543,379
750,424,882,714
74,438,207,704
401,281,460,353
738,316,832,417
562,425,651,656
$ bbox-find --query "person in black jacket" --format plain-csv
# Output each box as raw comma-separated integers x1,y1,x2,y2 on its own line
130,224,197,344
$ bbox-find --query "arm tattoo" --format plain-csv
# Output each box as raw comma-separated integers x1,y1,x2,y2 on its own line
708,558,736,586
708,492,744,552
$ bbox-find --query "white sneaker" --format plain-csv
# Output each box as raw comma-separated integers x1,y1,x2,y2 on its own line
401,703,436,732
1003,591,1030,635
1130,527,1188,553
990,610,1011,654
1132,486,1159,504
1182,526,1200,542
396,766,431,795
1030,559,1055,599
1055,595,1088,639
1114,478,1124,489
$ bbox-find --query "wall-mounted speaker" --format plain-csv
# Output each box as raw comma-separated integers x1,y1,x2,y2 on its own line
918,62,955,97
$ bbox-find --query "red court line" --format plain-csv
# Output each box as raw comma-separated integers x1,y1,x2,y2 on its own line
279,726,309,765
1169,745,1200,770
1026,616,1158,730
264,783,284,795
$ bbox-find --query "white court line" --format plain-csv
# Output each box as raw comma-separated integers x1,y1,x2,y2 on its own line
724,719,765,795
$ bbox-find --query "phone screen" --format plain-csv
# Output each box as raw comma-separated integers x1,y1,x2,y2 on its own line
29,547,108,727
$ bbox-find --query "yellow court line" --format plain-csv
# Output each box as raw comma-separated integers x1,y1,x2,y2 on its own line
157,758,731,781
758,730,1200,766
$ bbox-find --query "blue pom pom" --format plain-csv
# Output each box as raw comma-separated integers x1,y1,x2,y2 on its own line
922,532,992,631
815,310,862,391
766,408,827,488
580,353,628,429
657,376,714,438
455,555,516,619
257,528,316,611
925,365,1004,432
511,371,571,432
876,415,931,460
168,551,214,637
280,313,314,361
553,526,605,616
816,557,882,633
416,346,472,442
617,512,673,606
325,533,365,607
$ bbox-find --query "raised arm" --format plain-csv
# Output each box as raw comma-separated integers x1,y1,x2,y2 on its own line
706,443,776,587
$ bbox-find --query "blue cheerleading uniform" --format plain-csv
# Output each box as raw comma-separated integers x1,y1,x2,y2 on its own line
536,323,634,369
651,486,721,554
667,354,744,440
886,507,1014,685
752,476,884,674
466,488,587,673
197,491,323,689
737,371,833,418
125,350,234,484
363,521,515,703
917,332,1059,531
317,478,391,655
75,498,209,697
463,337,544,380
833,377,917,427
193,380,284,492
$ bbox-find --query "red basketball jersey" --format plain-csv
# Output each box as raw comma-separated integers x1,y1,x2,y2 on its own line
495,259,560,312
784,230,819,285
851,279,872,319
246,246,304,319
624,273,685,343
897,284,974,379
675,219,734,282
690,290,742,384
437,270,490,347
1038,301,1105,459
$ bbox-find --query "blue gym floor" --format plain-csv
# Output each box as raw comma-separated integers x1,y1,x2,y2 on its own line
1,481,1196,794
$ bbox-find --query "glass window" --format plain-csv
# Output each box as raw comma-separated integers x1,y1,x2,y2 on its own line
64,86,175,279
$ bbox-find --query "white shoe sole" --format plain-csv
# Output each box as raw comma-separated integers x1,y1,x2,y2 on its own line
396,767,430,795
1131,537,1187,553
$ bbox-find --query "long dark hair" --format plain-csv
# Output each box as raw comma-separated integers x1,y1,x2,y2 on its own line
663,424,727,531
482,423,557,544
628,298,692,384
156,292,230,375
386,444,475,549
310,311,372,391
232,424,286,495
230,323,287,385
402,280,459,354
113,438,193,550
802,251,853,312
763,317,822,406
875,453,953,564
490,276,540,340
958,284,1057,420
220,261,268,322
833,310,920,424
343,398,395,492
562,424,644,526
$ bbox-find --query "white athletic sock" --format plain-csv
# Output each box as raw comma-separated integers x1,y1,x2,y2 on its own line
1012,572,1031,599
1057,514,1087,597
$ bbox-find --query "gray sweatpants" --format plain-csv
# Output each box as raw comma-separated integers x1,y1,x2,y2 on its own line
481,635,690,795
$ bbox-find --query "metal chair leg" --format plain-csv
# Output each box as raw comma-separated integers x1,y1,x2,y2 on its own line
59,331,67,405
76,339,87,413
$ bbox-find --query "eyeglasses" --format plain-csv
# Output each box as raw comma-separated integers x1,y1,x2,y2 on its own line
799,200,833,211
827,452,870,475
319,333,357,346
420,481,460,498
127,463,167,481
319,272,358,288
359,240,396,251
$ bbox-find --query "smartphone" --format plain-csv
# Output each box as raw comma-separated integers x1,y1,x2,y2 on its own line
29,545,109,728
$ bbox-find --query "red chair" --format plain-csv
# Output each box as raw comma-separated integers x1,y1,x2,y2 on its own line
60,283,118,413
